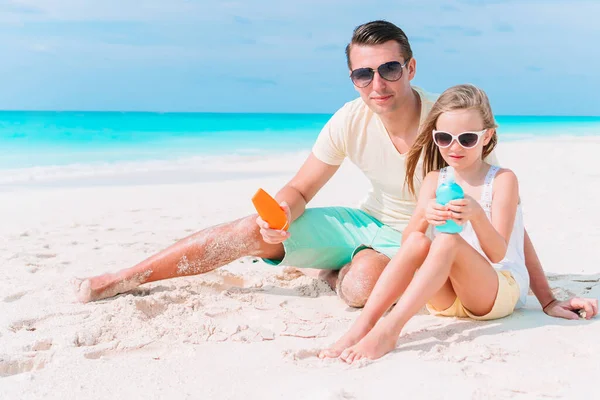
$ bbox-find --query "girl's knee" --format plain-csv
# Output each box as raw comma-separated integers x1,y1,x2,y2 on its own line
404,232,432,254
431,232,462,252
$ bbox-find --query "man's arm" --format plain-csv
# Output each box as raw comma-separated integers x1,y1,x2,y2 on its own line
274,153,340,223
258,103,347,242
273,101,350,222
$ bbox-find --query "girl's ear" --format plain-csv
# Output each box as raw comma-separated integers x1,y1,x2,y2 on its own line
482,128,495,146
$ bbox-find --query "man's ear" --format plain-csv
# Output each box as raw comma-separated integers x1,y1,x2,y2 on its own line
408,58,417,81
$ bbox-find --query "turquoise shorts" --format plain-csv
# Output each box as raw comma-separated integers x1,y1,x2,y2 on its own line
262,207,403,270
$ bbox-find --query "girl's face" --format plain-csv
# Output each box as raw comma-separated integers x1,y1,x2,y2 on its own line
433,108,494,170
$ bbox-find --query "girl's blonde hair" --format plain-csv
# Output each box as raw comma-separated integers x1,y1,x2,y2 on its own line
405,84,498,197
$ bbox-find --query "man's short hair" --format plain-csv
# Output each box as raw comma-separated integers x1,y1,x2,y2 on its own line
345,20,413,69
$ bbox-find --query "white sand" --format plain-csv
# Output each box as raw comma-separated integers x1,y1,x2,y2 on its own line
1,138,599,399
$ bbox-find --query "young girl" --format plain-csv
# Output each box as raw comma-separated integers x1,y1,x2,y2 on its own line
319,84,530,363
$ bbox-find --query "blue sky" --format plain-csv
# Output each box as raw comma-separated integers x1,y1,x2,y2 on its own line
0,0,598,115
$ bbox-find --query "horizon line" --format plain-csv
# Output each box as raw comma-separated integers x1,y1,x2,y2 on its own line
1,109,599,118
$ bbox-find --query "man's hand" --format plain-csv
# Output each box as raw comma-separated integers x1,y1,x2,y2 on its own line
543,297,599,320
256,201,292,244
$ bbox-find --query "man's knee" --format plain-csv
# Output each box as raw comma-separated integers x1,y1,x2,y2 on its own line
338,249,389,308
233,214,284,260
227,214,260,244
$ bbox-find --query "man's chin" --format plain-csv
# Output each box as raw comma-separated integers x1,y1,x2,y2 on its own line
368,102,398,116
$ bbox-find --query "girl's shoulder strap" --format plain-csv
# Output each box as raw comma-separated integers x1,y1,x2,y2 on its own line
481,165,501,212
437,166,453,187
438,167,449,187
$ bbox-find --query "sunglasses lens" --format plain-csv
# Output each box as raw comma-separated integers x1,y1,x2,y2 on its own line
350,68,374,87
434,132,453,147
378,61,403,81
458,133,479,148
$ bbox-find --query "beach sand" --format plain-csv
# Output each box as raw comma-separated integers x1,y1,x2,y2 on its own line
1,137,599,399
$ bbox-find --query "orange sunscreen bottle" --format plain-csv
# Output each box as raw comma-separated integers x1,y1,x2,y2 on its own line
251,188,289,231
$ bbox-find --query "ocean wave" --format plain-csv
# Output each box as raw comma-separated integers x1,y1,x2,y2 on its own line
0,151,311,188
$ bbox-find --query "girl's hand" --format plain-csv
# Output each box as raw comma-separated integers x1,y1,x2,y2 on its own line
446,195,484,225
425,199,451,226
543,297,598,320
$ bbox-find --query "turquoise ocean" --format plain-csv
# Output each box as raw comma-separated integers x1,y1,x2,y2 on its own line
1,111,600,170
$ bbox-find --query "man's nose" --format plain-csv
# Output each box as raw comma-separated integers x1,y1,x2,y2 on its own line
371,72,387,92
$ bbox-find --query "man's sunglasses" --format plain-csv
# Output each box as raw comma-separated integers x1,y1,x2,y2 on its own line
349,59,410,88
432,129,488,149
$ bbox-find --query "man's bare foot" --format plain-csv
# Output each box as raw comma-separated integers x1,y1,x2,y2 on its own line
72,278,93,303
318,269,339,291
288,267,339,292
318,321,373,359
292,267,320,279
72,270,149,303
72,273,119,303
339,323,399,363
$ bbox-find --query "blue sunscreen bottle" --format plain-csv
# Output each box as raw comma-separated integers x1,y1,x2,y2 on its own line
435,179,464,234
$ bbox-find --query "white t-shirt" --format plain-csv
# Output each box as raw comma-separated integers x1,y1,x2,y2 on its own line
312,86,499,232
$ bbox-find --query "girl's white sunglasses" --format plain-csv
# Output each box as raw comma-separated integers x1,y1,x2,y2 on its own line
432,128,488,149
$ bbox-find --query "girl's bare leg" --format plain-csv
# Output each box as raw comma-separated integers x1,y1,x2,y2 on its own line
340,233,499,363
319,232,432,359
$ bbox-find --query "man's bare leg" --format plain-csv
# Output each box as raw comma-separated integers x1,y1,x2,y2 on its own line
73,215,393,308
292,245,389,303
73,215,284,303
336,249,392,308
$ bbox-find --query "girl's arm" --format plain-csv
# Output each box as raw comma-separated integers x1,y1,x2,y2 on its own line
401,171,440,243
465,169,519,262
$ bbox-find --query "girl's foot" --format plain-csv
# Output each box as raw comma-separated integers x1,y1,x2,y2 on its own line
339,323,399,363
318,322,373,359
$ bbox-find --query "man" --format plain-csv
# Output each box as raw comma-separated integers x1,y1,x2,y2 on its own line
75,20,597,320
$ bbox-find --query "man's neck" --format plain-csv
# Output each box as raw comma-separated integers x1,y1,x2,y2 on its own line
378,88,421,143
